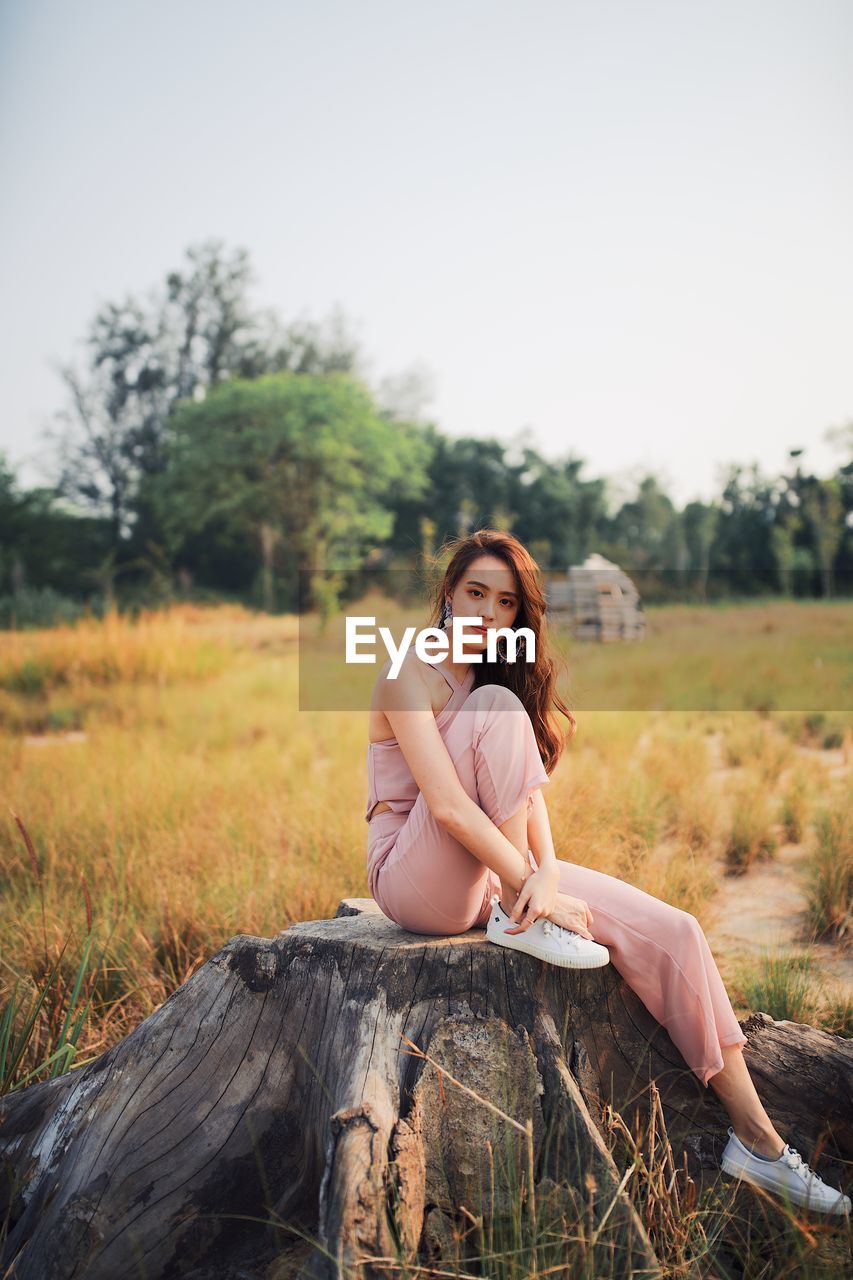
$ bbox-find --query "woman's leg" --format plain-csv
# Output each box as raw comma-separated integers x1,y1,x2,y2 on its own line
707,1045,785,1157
552,859,749,1091
551,859,785,1149
369,684,548,935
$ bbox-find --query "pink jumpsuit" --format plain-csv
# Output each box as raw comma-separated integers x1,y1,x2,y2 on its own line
366,657,747,1087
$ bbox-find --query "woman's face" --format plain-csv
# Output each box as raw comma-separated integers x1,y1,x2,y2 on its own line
445,554,521,655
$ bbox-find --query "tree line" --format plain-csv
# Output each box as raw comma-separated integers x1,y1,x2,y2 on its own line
1,240,851,626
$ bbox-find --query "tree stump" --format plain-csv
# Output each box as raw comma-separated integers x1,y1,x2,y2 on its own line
1,898,850,1280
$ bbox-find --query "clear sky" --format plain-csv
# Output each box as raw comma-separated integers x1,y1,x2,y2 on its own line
2,0,851,508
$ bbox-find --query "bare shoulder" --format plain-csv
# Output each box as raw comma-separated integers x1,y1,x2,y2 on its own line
372,650,434,715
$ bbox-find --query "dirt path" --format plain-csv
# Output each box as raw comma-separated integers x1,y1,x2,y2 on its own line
702,731,852,1007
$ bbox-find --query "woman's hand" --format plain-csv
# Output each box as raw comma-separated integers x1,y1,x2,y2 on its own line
546,892,596,940
505,877,596,941
504,863,560,934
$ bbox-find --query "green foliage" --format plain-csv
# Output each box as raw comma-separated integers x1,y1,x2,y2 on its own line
4,240,852,613
801,476,845,596
738,951,852,1038
0,587,92,630
1,950,94,1095
145,372,432,611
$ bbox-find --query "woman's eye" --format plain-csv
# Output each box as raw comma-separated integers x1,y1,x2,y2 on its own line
468,589,514,608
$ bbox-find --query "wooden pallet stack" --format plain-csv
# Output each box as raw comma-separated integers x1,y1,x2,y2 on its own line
546,553,646,641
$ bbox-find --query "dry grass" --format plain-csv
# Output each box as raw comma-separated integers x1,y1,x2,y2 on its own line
0,601,849,1088
779,768,813,844
722,718,795,784
803,788,853,944
1,601,851,1274
0,603,254,695
262,1040,851,1278
723,772,779,873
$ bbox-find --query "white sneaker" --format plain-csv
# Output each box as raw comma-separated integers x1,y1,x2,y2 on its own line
720,1126,852,1216
485,894,610,969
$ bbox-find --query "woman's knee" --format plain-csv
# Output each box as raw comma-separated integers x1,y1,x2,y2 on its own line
667,905,705,948
464,682,526,716
466,684,532,752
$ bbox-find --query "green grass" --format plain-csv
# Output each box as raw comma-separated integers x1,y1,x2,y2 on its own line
733,949,852,1038
739,951,818,1024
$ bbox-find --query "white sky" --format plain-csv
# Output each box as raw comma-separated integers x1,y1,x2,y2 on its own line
1,0,852,509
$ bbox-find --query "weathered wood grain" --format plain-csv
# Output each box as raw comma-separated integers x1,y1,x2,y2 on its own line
1,898,849,1279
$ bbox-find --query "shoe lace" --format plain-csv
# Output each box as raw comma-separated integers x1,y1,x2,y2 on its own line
783,1147,824,1187
543,919,582,946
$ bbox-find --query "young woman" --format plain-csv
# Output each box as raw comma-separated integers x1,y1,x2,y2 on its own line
364,529,849,1216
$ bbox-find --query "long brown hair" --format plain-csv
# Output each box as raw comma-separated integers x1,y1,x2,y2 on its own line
425,529,577,774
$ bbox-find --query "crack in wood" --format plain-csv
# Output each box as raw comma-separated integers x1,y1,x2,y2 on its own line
81,986,274,1273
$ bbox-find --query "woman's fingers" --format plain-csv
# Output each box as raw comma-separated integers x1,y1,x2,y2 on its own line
505,904,540,933
510,921,536,934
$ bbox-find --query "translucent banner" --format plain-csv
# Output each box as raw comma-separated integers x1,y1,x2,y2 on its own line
297,568,853,713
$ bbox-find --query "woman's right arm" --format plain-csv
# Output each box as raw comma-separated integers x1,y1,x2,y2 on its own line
381,660,533,895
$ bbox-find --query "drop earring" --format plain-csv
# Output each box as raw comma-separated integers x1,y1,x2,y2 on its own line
498,635,526,664
440,598,453,628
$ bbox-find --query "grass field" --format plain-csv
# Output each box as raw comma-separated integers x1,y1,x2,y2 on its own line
1,599,851,1275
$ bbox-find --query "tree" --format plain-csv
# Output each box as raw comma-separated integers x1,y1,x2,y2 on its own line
800,477,845,598
826,421,853,587
711,464,778,595
379,429,513,569
0,453,112,606
682,501,719,600
0,455,28,592
47,297,166,555
145,372,431,612
46,241,365,582
776,447,848,599
769,508,802,596
602,476,683,598
510,450,608,569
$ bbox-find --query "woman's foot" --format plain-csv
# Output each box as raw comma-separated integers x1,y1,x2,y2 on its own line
732,1127,784,1161
721,1127,851,1215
